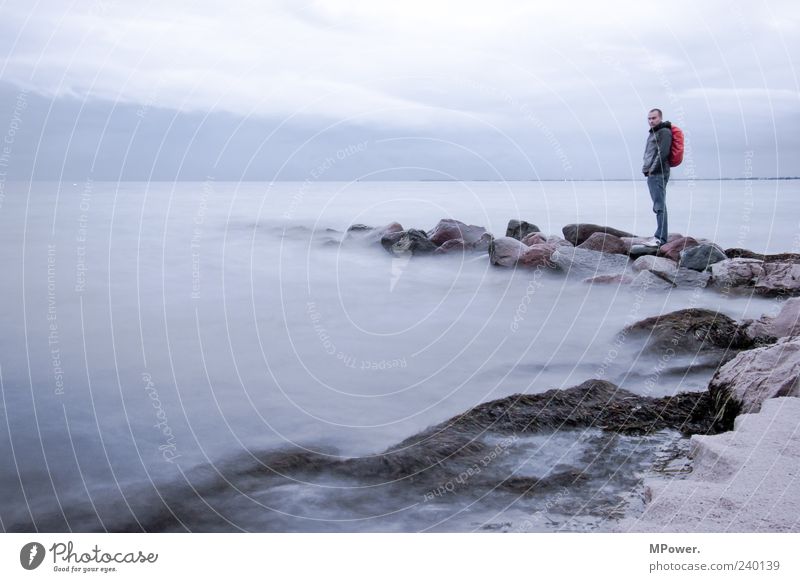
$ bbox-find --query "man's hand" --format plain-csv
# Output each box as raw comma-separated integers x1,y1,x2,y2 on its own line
643,170,650,177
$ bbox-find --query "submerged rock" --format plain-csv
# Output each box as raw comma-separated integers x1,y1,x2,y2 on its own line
382,229,438,255
622,308,753,364
551,246,630,278
562,224,635,246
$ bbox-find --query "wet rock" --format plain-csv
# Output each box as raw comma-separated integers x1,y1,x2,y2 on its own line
577,232,629,255
658,236,699,262
521,232,548,246
562,224,635,246
622,308,753,361
741,297,800,343
428,218,487,247
547,235,573,247
518,243,559,269
708,336,800,420
506,219,540,241
725,248,800,263
678,243,727,271
632,255,678,279
551,246,630,278
383,229,438,255
489,236,529,267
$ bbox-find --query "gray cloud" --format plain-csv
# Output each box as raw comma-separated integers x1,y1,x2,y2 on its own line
0,0,797,179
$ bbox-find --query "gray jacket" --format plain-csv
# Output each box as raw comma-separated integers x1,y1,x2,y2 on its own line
642,121,672,176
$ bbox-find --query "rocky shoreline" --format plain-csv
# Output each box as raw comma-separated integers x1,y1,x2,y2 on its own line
339,217,800,531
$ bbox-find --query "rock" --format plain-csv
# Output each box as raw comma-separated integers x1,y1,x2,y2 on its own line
725,248,800,263
620,236,653,253
521,232,548,246
678,243,727,271
550,246,630,278
488,236,529,267
347,222,403,245
562,224,636,246
623,308,752,360
657,236,699,262
754,261,800,296
576,232,629,255
518,243,558,268
669,267,712,289
632,255,678,278
506,219,540,241
427,218,487,247
433,238,468,254
583,274,635,285
708,336,800,420
709,258,764,290
383,229,438,255
629,270,675,291
614,397,800,533
472,232,494,253
741,297,800,343
547,235,573,247
666,233,684,243
628,244,660,259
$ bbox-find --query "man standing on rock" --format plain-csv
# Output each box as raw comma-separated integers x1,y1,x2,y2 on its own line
642,108,673,247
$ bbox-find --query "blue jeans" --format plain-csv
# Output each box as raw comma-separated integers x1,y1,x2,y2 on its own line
647,173,669,243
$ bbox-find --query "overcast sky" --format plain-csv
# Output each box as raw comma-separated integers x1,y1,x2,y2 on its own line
0,0,797,180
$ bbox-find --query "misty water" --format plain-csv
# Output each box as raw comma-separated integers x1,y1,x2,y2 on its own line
0,179,796,532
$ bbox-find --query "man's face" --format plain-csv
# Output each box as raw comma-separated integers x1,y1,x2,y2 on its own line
648,111,662,128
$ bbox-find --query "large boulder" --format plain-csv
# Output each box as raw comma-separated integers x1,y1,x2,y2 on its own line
622,308,752,361
427,218,487,247
488,236,529,267
669,267,712,289
708,337,800,421
629,270,675,291
741,297,800,343
382,229,438,255
632,255,678,279
658,236,699,262
433,238,468,254
576,232,629,255
506,219,540,241
679,243,727,271
550,246,630,278
562,224,635,246
628,244,660,259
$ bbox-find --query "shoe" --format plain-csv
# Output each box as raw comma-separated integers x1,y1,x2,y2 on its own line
641,237,661,248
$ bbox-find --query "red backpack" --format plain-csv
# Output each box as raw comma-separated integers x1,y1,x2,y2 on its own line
669,125,684,167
